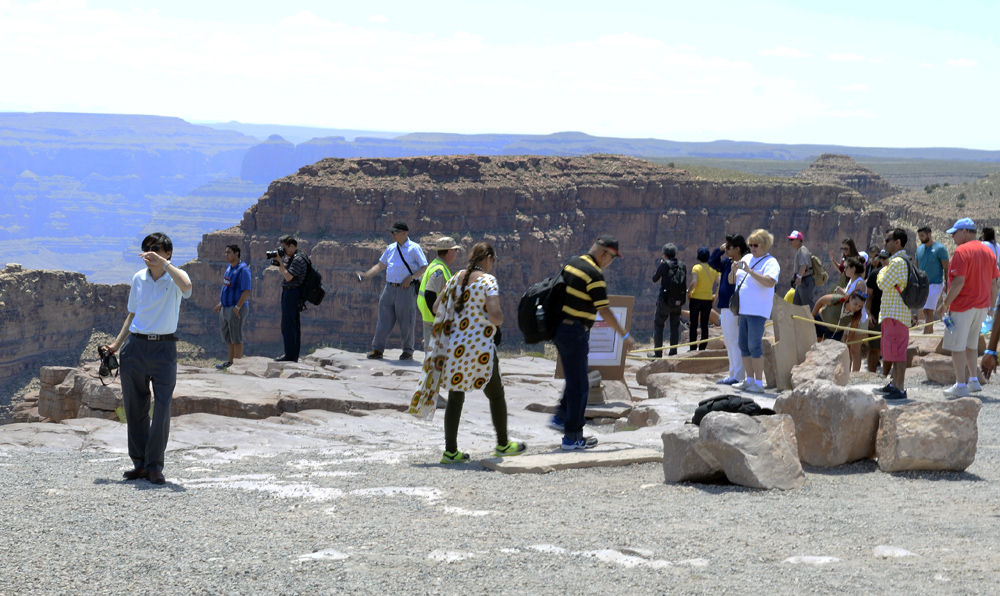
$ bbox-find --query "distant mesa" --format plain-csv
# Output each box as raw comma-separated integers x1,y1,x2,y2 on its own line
795,154,902,201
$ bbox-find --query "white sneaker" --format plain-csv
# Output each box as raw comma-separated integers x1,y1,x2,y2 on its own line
732,379,752,391
968,379,983,392
745,382,764,394
944,384,970,398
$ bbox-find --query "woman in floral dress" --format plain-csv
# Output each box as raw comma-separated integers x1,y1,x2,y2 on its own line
408,242,526,463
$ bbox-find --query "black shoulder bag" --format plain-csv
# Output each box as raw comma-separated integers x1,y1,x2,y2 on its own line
396,243,420,296
729,256,770,316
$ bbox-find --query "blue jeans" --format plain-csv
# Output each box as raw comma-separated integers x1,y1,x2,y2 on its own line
281,287,302,361
554,321,589,440
738,314,766,358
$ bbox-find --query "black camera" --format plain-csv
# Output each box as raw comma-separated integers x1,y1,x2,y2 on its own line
98,345,119,377
266,247,282,266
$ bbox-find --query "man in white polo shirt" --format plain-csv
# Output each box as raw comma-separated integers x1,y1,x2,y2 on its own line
356,221,428,360
103,232,192,485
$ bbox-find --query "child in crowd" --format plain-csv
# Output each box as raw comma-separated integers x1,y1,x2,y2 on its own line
812,290,867,371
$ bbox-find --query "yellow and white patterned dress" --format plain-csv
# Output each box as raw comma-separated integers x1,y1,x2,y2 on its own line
409,272,499,418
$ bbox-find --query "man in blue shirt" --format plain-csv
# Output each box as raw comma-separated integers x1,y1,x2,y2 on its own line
213,244,251,369
916,226,950,335
103,232,192,485
357,221,428,360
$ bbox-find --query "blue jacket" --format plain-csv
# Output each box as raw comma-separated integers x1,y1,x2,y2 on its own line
708,248,737,309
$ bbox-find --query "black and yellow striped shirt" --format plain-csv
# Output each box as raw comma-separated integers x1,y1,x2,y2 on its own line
561,254,609,324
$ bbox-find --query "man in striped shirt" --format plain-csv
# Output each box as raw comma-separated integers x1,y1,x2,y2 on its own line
876,228,911,400
550,235,635,450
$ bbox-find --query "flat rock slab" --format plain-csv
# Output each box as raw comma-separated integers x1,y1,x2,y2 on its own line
585,402,633,419
481,447,662,474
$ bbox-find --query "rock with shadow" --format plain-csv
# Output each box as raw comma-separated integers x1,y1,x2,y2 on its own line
775,379,886,467
876,397,981,472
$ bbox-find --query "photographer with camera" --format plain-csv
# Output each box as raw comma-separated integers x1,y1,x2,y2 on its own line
101,232,192,485
271,235,308,363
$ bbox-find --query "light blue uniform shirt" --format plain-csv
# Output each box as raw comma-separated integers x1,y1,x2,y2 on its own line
379,239,428,283
128,268,192,335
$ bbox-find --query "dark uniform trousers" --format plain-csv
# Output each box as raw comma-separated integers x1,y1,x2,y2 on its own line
120,336,177,472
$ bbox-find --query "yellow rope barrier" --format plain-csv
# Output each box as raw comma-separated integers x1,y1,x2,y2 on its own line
632,356,732,361
791,315,880,335
628,322,773,354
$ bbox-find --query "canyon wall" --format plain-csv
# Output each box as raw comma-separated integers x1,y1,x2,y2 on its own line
180,155,889,349
0,264,129,381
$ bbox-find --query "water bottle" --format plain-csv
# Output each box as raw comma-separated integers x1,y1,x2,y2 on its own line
983,315,995,335
535,304,545,330
942,314,955,332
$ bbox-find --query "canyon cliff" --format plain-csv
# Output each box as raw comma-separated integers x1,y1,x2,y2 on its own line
0,264,129,381
795,154,902,201
180,155,889,349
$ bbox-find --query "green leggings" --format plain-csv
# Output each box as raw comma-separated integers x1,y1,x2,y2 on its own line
444,356,508,453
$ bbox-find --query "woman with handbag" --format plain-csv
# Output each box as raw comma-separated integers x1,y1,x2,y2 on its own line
729,229,781,394
407,242,526,463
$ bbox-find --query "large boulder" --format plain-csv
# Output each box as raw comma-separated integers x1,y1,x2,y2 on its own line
876,398,980,472
775,380,885,466
694,413,805,489
920,353,957,385
636,352,730,383
37,369,82,422
636,359,672,385
790,340,850,388
662,425,725,483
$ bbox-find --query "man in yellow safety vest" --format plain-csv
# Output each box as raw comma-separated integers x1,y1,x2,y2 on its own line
418,236,461,352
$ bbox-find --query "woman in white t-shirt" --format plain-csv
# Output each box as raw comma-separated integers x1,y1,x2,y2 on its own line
729,229,781,393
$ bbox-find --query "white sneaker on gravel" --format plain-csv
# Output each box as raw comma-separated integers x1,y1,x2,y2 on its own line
944,383,970,398
968,379,983,392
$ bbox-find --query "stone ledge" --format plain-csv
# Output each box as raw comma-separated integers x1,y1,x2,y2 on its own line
481,447,662,474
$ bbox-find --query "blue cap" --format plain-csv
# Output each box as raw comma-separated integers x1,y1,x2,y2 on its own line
697,246,711,261
946,217,976,234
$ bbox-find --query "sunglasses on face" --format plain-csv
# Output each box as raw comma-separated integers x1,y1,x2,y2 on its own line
748,243,760,248
146,244,162,253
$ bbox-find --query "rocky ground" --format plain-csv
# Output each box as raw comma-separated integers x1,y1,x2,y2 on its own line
1,347,998,595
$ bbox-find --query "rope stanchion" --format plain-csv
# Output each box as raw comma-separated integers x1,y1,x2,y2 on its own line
628,322,773,354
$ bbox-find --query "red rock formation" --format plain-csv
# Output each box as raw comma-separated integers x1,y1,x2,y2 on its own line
180,155,889,348
0,264,129,381
795,154,902,201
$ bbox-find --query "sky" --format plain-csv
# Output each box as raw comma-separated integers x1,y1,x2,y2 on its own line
0,0,997,149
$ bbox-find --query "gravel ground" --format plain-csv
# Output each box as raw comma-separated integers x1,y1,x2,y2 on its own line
2,376,1000,596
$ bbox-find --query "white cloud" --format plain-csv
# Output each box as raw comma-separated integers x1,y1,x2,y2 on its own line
920,62,934,68
758,46,812,58
369,14,388,23
595,33,665,49
839,83,869,92
828,52,866,62
946,58,977,67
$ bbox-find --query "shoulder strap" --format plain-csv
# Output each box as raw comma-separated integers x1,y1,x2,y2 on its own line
735,256,771,292
395,243,414,276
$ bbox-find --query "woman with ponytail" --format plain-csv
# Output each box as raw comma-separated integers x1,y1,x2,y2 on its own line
407,242,526,463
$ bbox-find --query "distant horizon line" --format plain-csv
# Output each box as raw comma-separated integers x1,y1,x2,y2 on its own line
2,109,998,153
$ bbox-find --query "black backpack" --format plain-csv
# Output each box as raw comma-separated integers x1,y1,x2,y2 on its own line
895,253,930,310
517,271,567,344
691,395,775,426
299,253,326,306
662,259,687,304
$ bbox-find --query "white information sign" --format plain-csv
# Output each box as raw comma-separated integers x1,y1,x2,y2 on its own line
588,306,628,366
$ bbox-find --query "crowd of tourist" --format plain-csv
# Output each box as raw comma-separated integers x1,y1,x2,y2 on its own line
651,220,1000,402
98,216,1000,481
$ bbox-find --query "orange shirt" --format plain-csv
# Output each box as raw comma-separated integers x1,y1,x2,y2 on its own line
949,241,1000,312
